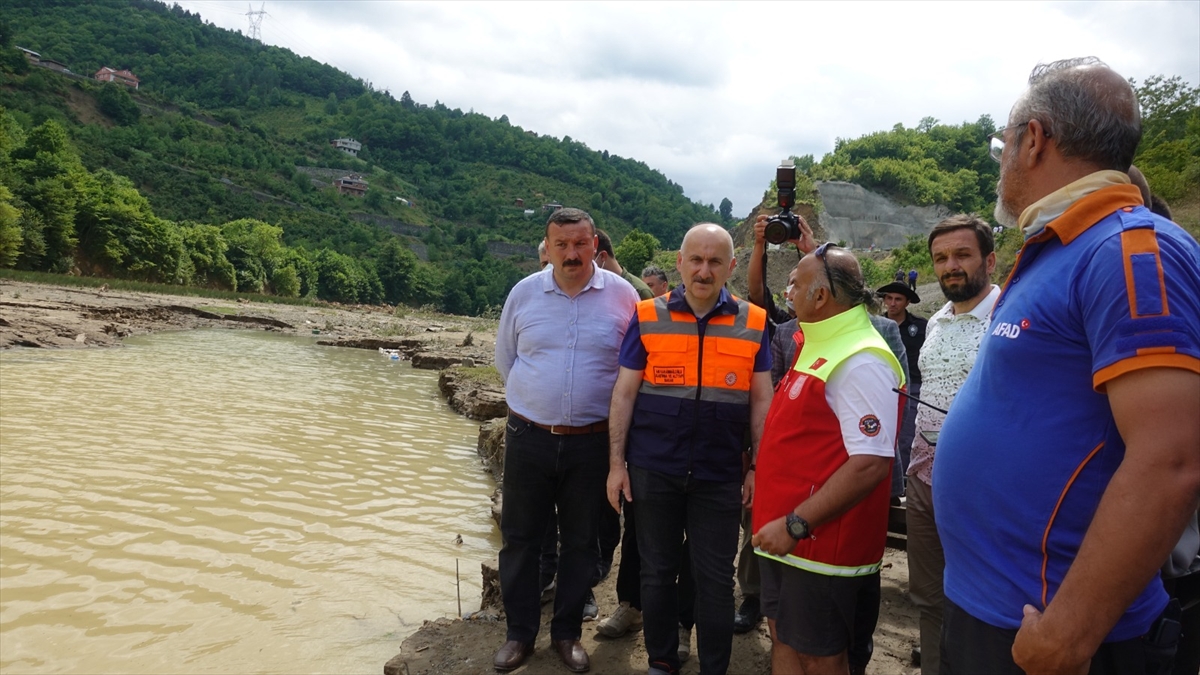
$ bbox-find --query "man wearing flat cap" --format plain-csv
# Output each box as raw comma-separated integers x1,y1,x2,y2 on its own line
876,281,926,500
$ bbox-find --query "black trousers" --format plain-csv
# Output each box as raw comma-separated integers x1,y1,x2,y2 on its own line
498,415,608,643
941,597,1180,675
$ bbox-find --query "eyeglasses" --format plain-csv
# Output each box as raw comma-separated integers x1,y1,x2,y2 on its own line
814,241,839,298
988,121,1052,163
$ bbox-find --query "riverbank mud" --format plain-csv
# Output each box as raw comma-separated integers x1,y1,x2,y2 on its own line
0,280,496,367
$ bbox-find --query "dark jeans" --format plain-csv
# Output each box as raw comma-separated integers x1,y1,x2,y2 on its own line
614,501,698,628
499,415,608,643
941,597,1180,675
539,504,617,591
631,465,741,675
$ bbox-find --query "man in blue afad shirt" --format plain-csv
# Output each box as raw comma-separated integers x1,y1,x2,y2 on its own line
934,57,1200,675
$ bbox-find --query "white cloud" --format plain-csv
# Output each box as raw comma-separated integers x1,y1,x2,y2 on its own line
172,0,1200,219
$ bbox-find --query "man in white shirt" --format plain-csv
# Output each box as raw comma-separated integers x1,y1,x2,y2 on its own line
906,214,1000,675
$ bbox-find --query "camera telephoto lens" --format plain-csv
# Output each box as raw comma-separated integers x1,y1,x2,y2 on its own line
763,219,790,245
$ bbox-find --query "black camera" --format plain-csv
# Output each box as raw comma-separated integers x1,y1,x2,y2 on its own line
764,160,801,245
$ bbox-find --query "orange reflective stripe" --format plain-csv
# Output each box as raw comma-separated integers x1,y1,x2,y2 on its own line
638,297,764,395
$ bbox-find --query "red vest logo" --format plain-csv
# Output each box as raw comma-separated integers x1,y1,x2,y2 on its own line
809,357,827,370
787,374,808,400
725,372,737,386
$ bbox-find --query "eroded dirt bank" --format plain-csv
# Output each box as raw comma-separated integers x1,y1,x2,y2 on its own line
0,280,497,365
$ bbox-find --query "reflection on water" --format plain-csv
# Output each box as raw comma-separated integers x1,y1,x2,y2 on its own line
0,330,500,673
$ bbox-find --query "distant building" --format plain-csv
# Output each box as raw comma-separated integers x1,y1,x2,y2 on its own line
395,197,410,206
334,173,368,197
16,47,40,63
523,209,536,217
95,67,140,89
542,202,563,213
330,138,362,156
40,59,69,74
514,198,525,208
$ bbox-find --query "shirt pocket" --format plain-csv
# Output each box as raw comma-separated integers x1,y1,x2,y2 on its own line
710,338,756,390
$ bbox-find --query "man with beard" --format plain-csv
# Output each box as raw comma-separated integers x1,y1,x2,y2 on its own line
904,214,1000,675
936,58,1200,674
607,223,773,675
494,208,640,673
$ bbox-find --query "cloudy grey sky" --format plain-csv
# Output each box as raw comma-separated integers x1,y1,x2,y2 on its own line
172,1,1200,218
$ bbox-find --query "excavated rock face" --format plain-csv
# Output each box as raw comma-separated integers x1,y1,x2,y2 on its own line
815,181,950,249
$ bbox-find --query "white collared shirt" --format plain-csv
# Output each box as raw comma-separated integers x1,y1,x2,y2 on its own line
907,284,1002,485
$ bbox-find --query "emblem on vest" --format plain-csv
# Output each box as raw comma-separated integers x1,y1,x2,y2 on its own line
908,324,919,337
859,415,882,437
725,372,737,386
787,374,808,400
653,366,686,385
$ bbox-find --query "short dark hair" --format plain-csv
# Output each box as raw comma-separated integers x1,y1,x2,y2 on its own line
928,214,995,258
642,265,668,283
595,228,615,257
545,207,595,238
1010,57,1142,171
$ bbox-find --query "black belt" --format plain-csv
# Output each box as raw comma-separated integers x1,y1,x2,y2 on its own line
510,411,608,435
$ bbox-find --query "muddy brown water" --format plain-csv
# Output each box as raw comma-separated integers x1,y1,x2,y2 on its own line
0,329,500,673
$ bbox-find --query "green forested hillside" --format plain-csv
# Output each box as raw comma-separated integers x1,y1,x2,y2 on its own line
750,79,1198,287
0,0,717,313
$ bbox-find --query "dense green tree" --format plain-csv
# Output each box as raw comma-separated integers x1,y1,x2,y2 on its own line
719,197,732,222
614,229,659,278
220,218,284,293
95,84,141,126
75,169,184,282
0,185,21,266
1132,75,1200,202
181,223,236,290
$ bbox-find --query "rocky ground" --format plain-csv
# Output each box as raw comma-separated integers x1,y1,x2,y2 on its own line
386,544,920,675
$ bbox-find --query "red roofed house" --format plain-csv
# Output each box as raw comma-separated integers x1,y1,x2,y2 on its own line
95,67,140,89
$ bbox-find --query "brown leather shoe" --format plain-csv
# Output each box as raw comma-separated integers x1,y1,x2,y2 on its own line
552,639,589,673
493,640,533,671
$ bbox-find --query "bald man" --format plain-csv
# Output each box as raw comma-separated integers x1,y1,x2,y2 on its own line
938,58,1200,675
752,244,904,675
607,223,773,675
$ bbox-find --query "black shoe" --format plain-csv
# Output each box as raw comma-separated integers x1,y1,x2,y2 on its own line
583,590,598,621
732,595,762,634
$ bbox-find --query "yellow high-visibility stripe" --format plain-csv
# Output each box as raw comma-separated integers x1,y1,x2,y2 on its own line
754,549,882,577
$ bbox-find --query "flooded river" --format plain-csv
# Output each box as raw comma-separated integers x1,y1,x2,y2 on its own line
0,329,501,673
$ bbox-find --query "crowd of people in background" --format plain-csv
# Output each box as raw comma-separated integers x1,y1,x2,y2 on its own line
492,57,1200,675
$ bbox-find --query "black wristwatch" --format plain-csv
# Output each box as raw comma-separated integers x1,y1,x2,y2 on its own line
785,513,810,540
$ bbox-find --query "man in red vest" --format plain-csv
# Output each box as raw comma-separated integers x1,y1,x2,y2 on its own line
752,244,904,675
